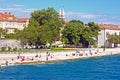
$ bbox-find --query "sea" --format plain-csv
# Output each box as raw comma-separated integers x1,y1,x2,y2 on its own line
0,55,120,80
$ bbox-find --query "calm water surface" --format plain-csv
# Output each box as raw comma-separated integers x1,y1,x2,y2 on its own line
0,55,120,80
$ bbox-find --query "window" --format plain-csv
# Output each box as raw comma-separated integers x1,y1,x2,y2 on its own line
106,32,109,37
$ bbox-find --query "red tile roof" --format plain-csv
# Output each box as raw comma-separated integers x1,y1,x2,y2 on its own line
17,18,29,22
64,21,69,24
0,12,29,22
98,24,120,30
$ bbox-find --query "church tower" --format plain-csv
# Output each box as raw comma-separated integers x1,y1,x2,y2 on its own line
59,8,66,21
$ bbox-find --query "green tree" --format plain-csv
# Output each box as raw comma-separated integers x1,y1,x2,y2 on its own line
0,28,5,38
107,34,120,47
81,27,93,47
88,22,100,36
62,21,100,48
0,28,3,38
33,8,63,47
16,29,29,47
62,20,84,47
82,22,100,47
17,7,63,48
5,33,16,39
26,18,39,46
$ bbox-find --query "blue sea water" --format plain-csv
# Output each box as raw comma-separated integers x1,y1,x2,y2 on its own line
0,55,120,80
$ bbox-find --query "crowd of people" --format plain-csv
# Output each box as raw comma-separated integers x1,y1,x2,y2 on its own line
0,48,113,68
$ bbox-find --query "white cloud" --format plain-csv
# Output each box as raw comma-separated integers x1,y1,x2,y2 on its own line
0,8,120,26
66,12,105,19
0,8,35,12
13,4,24,7
65,12,120,26
0,8,36,18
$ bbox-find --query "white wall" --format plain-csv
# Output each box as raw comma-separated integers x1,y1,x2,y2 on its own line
0,20,28,33
0,39,22,50
98,28,120,47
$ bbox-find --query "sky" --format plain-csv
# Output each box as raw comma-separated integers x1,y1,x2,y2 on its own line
0,0,120,25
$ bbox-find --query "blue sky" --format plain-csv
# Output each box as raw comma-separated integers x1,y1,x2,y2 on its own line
0,0,120,25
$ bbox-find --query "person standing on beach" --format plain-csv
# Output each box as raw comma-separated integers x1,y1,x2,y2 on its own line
5,61,9,66
46,52,49,61
39,54,41,58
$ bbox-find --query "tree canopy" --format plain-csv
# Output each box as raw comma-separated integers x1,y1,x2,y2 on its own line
17,7,63,48
107,34,120,47
61,20,84,47
62,20,100,48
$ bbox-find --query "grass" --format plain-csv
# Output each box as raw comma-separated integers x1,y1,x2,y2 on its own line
51,47,76,50
0,47,76,53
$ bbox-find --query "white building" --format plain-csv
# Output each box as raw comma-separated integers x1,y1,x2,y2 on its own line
0,12,29,34
97,24,120,48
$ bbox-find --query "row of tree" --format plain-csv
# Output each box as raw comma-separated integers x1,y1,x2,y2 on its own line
0,7,102,48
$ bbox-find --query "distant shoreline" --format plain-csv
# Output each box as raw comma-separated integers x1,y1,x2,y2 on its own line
0,48,120,68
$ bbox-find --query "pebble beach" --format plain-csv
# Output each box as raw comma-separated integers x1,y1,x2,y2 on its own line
0,48,120,68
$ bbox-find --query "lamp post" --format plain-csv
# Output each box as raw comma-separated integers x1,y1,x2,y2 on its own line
103,28,105,51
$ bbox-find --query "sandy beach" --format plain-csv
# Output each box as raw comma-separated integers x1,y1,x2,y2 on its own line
0,48,120,68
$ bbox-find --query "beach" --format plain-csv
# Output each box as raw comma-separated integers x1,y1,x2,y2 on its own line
0,48,120,68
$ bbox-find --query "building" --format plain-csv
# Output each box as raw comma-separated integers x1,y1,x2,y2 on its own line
59,8,120,48
97,24,120,48
0,12,29,35
59,8,66,21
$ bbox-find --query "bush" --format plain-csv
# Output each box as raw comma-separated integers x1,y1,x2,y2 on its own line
8,46,11,51
101,46,105,48
13,47,17,51
51,47,64,50
1,47,6,51
100,46,109,48
51,47,75,50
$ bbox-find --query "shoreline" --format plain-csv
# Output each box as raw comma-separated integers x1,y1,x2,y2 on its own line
0,48,120,68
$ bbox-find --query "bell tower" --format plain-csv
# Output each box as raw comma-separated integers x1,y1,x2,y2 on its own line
59,8,66,21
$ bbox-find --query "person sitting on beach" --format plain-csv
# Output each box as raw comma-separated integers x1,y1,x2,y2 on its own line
35,54,38,57
85,53,88,56
90,52,92,56
11,58,14,61
17,53,22,59
72,53,75,56
66,54,68,56
21,56,25,62
95,52,97,54
17,56,20,59
79,53,83,56
31,58,34,61
89,50,91,53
